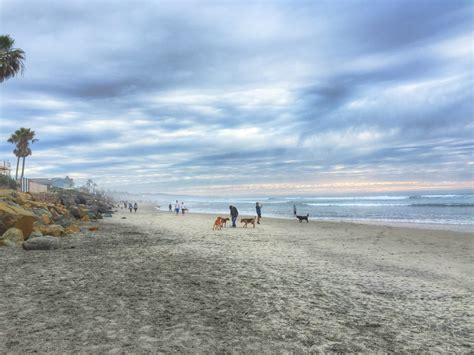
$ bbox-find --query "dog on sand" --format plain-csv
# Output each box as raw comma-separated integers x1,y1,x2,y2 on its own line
212,218,223,230
296,213,309,223
217,217,230,227
240,217,256,228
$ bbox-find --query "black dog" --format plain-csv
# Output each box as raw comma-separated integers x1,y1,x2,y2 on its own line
296,213,309,223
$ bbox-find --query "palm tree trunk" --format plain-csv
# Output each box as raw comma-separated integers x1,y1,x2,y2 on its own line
15,156,20,180
20,156,26,181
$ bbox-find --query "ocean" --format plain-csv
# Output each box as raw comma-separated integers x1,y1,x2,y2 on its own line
153,193,474,231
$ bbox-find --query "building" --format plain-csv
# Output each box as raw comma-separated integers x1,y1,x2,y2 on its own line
28,176,75,190
26,179,49,193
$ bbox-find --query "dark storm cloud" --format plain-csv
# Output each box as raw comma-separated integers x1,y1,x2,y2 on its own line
0,0,472,193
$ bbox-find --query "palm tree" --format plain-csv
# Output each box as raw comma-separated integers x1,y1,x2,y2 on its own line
7,130,21,179
7,128,38,181
0,35,25,83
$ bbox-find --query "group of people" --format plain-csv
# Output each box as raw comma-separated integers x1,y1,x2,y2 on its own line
121,201,138,213
169,200,187,215
228,202,263,227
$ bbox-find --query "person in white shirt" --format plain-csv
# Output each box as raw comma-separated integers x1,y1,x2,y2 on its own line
174,200,180,215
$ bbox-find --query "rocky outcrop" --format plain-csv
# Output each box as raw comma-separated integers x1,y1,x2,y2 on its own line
0,188,114,248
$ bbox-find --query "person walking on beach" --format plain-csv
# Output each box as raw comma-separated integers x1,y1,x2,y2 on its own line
181,202,186,215
293,204,297,217
175,200,180,215
168,203,172,213
128,203,133,213
229,205,239,228
256,202,262,224
133,202,138,213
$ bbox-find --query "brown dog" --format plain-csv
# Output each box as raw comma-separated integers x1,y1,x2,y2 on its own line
217,217,230,227
212,218,223,230
240,217,256,228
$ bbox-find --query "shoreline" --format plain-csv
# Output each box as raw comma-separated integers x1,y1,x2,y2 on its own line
152,206,474,233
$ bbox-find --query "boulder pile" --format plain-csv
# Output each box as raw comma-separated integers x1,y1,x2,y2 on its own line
0,188,114,249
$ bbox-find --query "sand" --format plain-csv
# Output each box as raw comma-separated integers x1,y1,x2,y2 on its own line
1,206,472,353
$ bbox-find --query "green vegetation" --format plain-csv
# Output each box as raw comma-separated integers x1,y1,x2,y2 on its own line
0,174,19,189
0,34,25,83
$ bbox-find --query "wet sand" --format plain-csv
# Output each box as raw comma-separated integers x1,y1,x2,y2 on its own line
1,206,472,353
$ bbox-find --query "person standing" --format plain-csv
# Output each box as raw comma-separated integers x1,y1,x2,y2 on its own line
168,203,172,213
229,205,239,228
128,203,133,213
293,204,297,217
134,202,138,213
256,202,262,224
181,202,186,215
175,200,180,215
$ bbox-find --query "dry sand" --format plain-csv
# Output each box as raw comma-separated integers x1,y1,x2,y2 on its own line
1,206,472,353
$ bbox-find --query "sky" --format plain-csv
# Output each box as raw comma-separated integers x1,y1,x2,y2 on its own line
0,0,473,196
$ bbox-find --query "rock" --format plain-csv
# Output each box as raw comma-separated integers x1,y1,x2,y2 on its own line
29,231,43,238
14,192,32,206
55,216,72,228
27,200,49,209
14,215,35,240
81,215,90,222
68,206,81,219
0,201,35,236
88,227,99,232
77,207,88,218
0,227,24,246
23,236,61,250
37,224,65,237
65,224,80,235
75,194,88,205
41,214,51,225
48,208,60,221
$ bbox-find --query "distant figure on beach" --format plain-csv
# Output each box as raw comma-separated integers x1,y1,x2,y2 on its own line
293,204,297,217
229,205,239,227
256,202,262,224
128,203,133,213
175,200,180,215
181,202,186,215
168,203,172,213
133,202,138,213
124,202,127,209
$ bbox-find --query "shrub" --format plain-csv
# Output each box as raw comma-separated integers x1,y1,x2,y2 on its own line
0,175,19,189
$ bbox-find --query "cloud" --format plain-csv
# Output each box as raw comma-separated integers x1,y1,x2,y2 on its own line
0,0,472,194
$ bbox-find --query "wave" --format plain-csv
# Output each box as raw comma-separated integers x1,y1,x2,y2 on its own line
297,196,410,201
409,194,472,199
411,203,474,208
306,203,410,207
305,202,474,208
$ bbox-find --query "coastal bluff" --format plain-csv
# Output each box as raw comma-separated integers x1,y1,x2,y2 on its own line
0,188,114,248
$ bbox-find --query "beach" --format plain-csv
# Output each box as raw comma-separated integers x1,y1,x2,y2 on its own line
1,206,472,353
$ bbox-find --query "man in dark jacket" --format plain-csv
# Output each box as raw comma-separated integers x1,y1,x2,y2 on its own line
229,205,239,227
